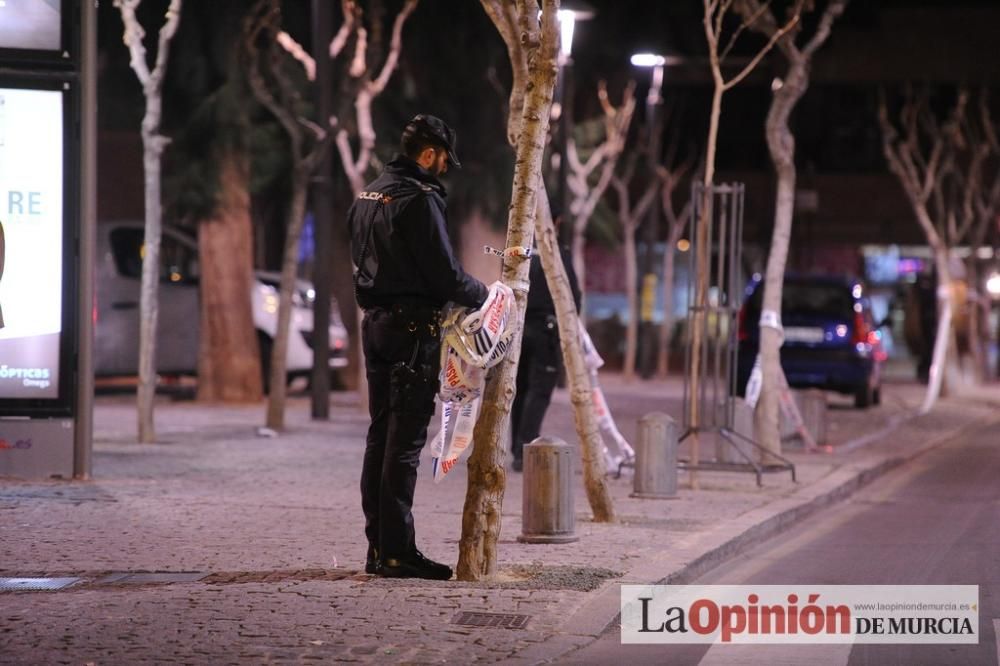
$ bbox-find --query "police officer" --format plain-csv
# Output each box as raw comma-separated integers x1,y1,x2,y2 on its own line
349,115,487,580
510,209,581,471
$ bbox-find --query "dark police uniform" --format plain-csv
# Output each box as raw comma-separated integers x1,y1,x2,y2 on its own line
349,154,486,574
510,246,581,469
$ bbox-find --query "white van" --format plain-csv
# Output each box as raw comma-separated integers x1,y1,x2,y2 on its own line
95,221,348,386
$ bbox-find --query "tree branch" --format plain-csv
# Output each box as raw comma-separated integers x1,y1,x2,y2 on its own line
722,9,801,91
724,0,778,61
330,0,358,59
369,0,418,95
277,30,316,81
115,0,183,93
802,0,848,59
633,179,660,226
480,0,527,144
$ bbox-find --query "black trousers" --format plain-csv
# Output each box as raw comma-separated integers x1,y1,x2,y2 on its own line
510,317,560,462
360,307,440,558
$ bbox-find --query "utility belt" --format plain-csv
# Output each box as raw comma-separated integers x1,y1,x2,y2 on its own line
526,312,559,332
369,302,441,338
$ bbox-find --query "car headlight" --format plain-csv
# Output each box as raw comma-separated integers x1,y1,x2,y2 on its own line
291,287,316,309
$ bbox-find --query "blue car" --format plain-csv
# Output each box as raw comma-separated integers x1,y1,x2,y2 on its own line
736,275,886,408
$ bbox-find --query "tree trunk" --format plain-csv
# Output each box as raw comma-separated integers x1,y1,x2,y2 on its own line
535,192,615,522
333,139,370,409
756,59,806,458
330,214,362,390
686,81,723,486
119,0,183,444
458,1,559,582
921,249,953,413
137,126,164,443
571,214,587,303
965,258,986,384
622,220,639,379
755,165,794,459
197,151,262,402
656,232,678,378
265,168,310,429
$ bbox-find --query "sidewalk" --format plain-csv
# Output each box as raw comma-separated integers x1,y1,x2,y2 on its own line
1,375,998,664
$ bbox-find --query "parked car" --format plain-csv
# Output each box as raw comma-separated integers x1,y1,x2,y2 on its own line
95,221,348,387
736,274,887,408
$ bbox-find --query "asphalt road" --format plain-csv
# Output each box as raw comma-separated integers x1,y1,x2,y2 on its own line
565,417,1000,665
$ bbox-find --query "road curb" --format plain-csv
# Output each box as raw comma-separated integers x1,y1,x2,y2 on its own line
529,403,999,664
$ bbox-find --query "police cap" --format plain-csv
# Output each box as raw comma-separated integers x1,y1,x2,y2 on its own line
403,114,461,169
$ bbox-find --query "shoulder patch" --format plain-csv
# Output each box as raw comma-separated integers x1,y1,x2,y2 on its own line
358,191,393,204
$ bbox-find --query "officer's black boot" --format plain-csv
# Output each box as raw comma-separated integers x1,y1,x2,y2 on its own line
378,548,453,580
365,545,380,574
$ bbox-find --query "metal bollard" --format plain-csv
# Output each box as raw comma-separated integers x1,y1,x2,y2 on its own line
631,412,678,499
799,389,827,445
518,437,578,544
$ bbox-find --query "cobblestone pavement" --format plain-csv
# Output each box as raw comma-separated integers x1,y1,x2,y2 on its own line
1,372,998,664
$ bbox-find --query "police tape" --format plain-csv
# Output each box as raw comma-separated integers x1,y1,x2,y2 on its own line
483,244,532,259
431,292,636,479
578,321,635,470
430,281,515,482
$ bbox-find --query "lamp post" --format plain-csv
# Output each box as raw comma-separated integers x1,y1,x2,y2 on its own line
553,3,594,239
631,53,666,379
310,0,334,419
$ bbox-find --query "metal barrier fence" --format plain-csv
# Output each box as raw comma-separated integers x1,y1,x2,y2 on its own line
681,182,795,486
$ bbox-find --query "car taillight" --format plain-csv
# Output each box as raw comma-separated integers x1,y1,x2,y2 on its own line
852,311,868,345
737,306,749,341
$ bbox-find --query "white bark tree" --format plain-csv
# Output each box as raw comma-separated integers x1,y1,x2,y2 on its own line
878,87,970,413
458,0,563,581
924,89,1000,384
331,0,419,195
654,151,695,378
244,0,332,430
114,0,183,443
737,0,847,453
485,0,617,528
328,0,419,406
963,91,1000,381
686,0,802,482
566,81,637,298
610,155,660,380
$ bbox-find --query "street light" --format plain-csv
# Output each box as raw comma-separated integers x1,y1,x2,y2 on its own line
986,271,1000,299
543,3,595,63
551,2,594,236
631,51,666,378
630,52,668,124
558,9,579,61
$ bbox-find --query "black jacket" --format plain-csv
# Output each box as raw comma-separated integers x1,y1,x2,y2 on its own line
349,156,487,311
525,245,581,323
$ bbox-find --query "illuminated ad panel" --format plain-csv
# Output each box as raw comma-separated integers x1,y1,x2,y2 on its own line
0,86,64,399
0,0,61,51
